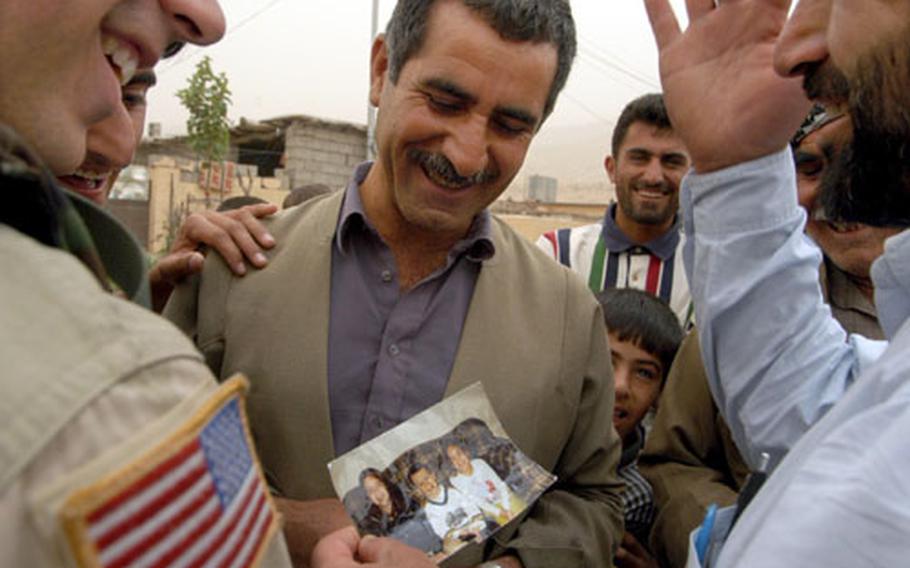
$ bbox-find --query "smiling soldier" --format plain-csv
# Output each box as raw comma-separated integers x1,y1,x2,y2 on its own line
0,1,296,567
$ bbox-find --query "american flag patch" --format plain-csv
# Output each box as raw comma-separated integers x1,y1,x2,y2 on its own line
59,377,279,568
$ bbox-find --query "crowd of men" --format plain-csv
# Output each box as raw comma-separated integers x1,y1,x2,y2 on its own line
2,0,909,567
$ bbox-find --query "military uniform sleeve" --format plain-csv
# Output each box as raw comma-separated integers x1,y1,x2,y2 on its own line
638,331,749,568
0,360,293,568
496,276,625,568
0,360,202,567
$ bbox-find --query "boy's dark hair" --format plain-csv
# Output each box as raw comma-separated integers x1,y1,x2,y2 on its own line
611,93,673,157
384,0,576,123
216,195,267,212
283,183,332,209
596,288,683,382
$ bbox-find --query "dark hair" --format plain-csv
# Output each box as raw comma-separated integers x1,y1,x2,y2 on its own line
216,195,267,212
596,288,683,383
283,183,332,209
359,468,407,531
445,440,468,452
407,462,432,481
611,93,673,157
384,0,576,122
359,467,385,486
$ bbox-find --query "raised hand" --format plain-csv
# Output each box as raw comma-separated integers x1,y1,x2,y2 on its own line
643,0,810,172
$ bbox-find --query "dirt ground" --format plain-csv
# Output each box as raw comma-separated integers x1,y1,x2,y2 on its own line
498,214,592,243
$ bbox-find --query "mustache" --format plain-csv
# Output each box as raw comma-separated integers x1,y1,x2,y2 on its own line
803,61,850,103
632,180,670,194
407,148,499,189
71,151,116,174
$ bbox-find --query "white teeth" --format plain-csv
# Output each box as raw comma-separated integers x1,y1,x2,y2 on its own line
102,34,139,86
829,221,862,233
73,169,108,182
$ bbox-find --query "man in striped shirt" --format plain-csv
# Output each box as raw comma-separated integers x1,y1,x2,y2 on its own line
537,94,692,325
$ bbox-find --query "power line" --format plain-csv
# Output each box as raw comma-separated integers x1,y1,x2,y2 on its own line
560,91,614,127
577,35,660,90
158,0,288,76
578,32,653,78
577,53,650,94
577,46,659,91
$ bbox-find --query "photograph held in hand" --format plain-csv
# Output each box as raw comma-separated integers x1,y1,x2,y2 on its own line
328,384,555,563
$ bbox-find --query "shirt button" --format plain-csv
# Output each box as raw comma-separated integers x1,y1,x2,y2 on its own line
381,270,393,283
388,344,400,357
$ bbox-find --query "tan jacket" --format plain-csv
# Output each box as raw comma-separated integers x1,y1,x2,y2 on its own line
166,190,625,567
0,226,291,568
637,332,749,568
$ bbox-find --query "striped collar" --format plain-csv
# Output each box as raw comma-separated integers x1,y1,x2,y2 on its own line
601,203,681,261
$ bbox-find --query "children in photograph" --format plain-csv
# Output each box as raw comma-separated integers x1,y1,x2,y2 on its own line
356,468,441,552
407,463,493,554
359,468,407,535
445,442,523,525
597,288,683,567
330,386,558,562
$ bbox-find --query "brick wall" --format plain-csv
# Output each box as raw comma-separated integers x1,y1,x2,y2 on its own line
283,119,367,191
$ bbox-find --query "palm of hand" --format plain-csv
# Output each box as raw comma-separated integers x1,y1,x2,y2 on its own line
647,0,810,172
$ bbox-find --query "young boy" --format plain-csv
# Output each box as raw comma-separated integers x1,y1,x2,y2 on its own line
597,288,684,567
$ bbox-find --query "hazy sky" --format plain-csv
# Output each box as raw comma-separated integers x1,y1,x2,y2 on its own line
149,0,689,186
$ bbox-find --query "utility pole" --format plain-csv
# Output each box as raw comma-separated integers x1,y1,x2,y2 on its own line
367,0,379,160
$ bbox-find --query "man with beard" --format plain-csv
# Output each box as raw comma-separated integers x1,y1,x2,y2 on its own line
644,0,910,565
166,1,624,566
639,105,896,568
537,94,692,325
794,108,903,334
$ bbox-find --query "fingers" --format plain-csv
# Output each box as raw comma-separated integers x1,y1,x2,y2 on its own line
148,251,205,312
205,210,270,271
686,0,715,20
622,532,646,555
176,209,273,276
223,205,278,250
245,202,280,220
358,536,434,567
151,251,206,286
643,0,682,50
311,527,362,568
614,533,656,568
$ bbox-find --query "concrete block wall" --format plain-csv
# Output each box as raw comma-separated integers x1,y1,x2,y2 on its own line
146,157,289,254
284,120,368,190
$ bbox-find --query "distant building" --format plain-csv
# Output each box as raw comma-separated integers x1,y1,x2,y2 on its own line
528,174,558,203
135,113,368,191
231,115,368,190
112,114,369,251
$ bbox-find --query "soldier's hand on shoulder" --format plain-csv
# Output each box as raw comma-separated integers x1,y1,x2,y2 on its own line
149,203,278,312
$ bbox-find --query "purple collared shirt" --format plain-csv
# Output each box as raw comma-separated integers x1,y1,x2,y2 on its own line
328,162,495,455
